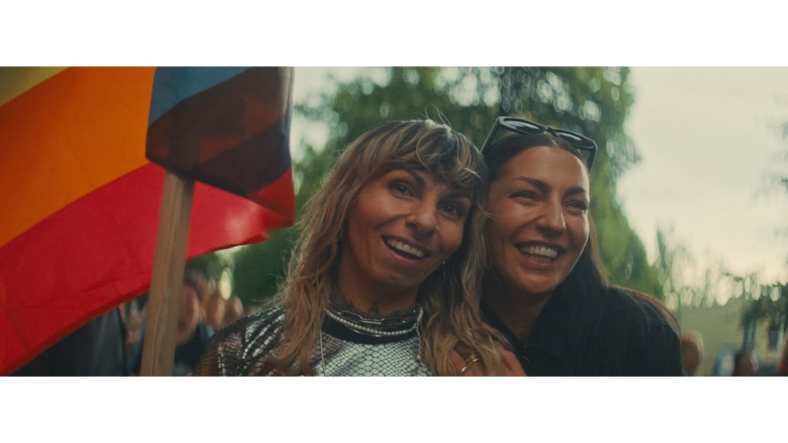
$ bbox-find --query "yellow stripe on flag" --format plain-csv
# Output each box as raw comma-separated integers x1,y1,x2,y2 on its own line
0,67,156,248
0,67,68,107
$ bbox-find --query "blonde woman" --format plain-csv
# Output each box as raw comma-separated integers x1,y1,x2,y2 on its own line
195,120,523,376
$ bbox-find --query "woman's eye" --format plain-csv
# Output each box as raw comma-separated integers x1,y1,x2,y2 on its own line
391,182,413,196
567,201,588,211
440,203,466,218
511,190,537,200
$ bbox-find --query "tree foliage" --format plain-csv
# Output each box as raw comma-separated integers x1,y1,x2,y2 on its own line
736,116,788,331
739,280,787,331
231,67,665,306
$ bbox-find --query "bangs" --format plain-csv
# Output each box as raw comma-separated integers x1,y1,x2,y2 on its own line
371,122,485,192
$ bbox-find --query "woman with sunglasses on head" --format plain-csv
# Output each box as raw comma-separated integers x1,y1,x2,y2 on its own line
474,117,683,376
195,119,523,376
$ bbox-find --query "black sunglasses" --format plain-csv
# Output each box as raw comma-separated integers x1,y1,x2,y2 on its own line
480,116,598,169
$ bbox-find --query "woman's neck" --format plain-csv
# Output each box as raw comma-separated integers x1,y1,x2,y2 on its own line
335,256,419,318
484,277,552,344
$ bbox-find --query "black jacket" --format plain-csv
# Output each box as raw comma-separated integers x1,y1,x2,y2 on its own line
482,286,683,376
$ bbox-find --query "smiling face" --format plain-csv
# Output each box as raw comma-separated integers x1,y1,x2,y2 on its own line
338,168,471,311
486,146,590,299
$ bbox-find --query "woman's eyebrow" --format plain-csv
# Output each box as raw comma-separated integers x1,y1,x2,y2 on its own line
444,190,472,201
514,176,550,193
514,176,588,196
565,187,588,197
405,170,426,188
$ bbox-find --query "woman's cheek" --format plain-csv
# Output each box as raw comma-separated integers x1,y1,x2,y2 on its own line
445,223,466,254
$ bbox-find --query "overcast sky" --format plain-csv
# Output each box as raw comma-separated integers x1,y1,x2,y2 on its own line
291,67,788,287
620,68,788,284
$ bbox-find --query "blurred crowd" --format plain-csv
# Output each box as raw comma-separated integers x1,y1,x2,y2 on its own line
124,268,255,376
680,330,788,376
11,268,788,377
12,267,263,376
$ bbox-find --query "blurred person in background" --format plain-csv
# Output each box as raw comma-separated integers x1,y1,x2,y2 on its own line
763,337,788,378
777,335,788,375
12,307,127,376
681,331,704,376
129,275,214,376
224,296,244,327
244,305,262,317
732,348,758,376
713,348,736,376
203,289,226,331
196,120,523,376
478,117,683,376
184,267,211,303
124,308,143,359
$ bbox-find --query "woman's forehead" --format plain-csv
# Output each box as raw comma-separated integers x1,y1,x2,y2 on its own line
379,166,476,192
498,146,589,189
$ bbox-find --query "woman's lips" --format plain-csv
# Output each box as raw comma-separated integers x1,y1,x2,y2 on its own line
515,243,562,266
383,236,431,260
518,244,558,262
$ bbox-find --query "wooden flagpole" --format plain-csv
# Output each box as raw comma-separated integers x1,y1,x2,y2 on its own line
140,171,194,376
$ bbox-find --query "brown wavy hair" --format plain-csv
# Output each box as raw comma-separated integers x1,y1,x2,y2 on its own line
271,119,507,375
484,132,677,330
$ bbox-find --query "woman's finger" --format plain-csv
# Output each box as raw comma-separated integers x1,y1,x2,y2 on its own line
451,349,485,376
450,349,467,374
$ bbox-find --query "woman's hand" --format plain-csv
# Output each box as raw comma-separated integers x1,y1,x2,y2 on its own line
450,345,526,376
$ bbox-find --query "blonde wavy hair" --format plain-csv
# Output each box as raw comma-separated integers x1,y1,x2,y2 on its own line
272,119,506,376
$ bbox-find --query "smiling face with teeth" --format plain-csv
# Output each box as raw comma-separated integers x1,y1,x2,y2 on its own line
337,168,471,313
486,145,590,299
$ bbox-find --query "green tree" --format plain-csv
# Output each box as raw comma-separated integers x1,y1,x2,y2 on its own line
499,67,660,296
232,67,665,306
736,116,788,335
654,225,730,319
740,282,787,332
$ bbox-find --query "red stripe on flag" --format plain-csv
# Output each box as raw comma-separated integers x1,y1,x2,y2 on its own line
0,162,292,375
246,168,295,217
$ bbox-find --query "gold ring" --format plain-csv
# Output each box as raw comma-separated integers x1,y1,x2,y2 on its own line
465,352,480,363
460,356,481,375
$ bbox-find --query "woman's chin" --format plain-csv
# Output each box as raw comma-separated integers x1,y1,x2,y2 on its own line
375,260,441,288
509,277,560,299
378,274,424,295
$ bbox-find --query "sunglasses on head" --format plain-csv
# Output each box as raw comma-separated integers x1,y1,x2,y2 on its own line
480,116,598,170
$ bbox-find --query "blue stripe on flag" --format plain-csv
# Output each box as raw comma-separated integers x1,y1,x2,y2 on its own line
147,67,250,126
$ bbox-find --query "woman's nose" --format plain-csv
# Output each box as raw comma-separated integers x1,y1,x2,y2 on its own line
535,200,566,233
407,202,438,238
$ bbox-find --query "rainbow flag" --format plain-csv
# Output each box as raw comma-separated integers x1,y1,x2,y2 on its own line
0,67,294,375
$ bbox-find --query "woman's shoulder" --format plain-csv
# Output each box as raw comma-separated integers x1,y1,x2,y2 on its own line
597,286,683,375
194,306,286,376
222,305,286,341
602,286,676,329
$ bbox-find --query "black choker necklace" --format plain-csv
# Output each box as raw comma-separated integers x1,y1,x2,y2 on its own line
324,303,423,337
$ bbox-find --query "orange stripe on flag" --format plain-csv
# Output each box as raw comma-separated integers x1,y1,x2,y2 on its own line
0,67,156,248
